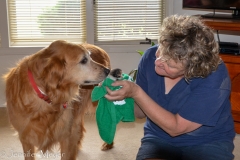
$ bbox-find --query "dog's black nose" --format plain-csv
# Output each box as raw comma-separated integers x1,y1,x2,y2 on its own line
104,68,110,75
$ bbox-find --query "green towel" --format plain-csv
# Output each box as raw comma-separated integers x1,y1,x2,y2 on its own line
91,74,135,144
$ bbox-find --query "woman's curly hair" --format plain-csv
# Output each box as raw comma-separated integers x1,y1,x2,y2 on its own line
158,15,221,80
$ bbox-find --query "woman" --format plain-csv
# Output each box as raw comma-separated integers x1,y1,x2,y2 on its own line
105,15,235,160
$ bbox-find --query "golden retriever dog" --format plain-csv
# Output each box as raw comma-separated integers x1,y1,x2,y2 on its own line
3,40,110,160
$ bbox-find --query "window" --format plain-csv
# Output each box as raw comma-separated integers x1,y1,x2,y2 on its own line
94,0,165,44
6,0,166,47
7,0,86,46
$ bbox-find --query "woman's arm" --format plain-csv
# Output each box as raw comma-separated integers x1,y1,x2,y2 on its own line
105,80,202,137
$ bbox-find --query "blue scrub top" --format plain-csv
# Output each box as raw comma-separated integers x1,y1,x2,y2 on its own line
136,45,235,147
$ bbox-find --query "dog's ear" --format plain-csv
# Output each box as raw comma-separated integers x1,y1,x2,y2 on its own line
40,56,66,90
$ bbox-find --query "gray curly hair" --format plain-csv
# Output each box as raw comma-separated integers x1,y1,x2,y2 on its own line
158,15,221,80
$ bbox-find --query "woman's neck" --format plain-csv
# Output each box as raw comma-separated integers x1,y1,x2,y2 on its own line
164,76,183,94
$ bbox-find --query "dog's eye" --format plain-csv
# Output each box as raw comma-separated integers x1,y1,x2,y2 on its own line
80,56,88,64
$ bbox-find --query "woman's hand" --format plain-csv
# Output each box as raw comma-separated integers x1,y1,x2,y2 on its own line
104,80,139,101
105,80,146,119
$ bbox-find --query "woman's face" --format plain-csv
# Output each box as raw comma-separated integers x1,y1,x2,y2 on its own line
155,46,185,79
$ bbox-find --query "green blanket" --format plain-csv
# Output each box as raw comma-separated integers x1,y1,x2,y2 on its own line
91,74,135,144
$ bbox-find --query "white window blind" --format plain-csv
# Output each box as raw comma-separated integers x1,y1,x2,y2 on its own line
7,0,86,46
94,0,165,43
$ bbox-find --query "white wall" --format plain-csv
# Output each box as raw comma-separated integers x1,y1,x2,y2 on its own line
0,0,240,106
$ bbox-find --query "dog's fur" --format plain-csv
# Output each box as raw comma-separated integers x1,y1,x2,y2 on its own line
3,40,110,160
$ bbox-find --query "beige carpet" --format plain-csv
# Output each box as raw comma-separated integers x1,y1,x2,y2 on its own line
0,107,240,160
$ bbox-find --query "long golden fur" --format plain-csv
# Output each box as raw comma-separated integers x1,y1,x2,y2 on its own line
3,40,110,160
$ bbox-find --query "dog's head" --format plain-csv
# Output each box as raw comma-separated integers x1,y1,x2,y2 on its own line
34,40,110,88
